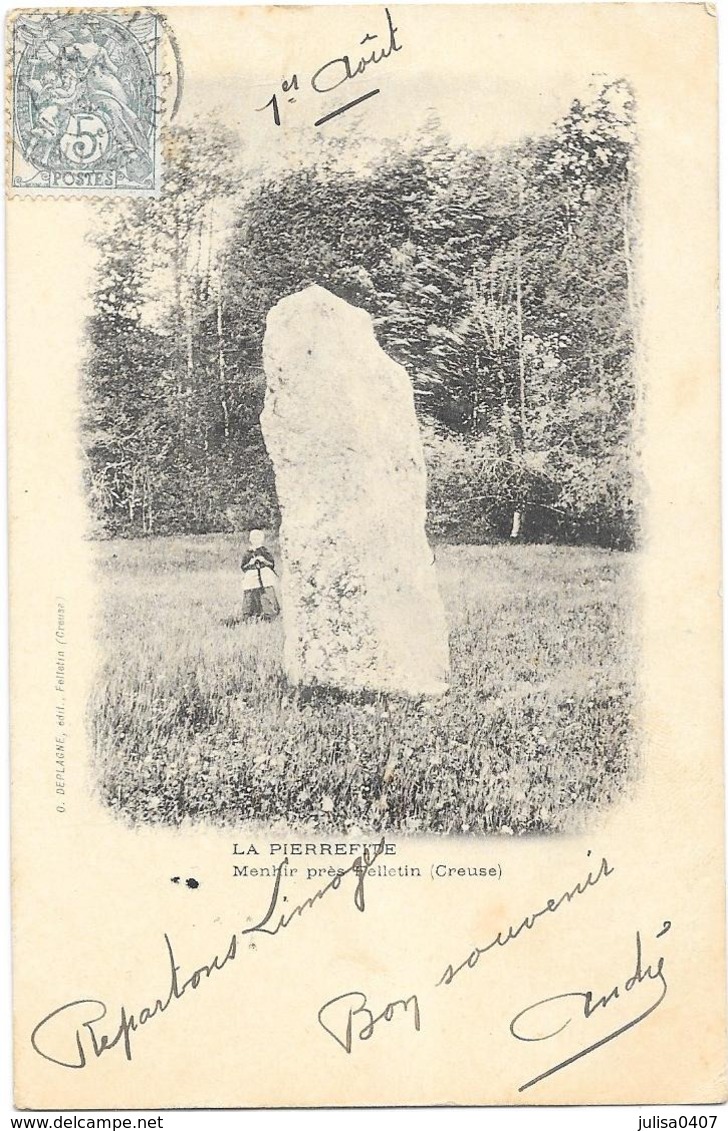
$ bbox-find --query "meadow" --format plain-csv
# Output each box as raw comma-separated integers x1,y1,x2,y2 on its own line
90,536,639,835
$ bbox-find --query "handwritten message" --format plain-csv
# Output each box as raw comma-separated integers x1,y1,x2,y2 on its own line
315,853,673,1092
30,841,387,1069
256,7,402,130
28,834,674,1095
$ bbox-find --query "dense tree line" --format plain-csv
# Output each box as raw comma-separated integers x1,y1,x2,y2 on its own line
83,80,638,547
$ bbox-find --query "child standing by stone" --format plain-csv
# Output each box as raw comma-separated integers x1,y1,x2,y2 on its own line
240,530,280,619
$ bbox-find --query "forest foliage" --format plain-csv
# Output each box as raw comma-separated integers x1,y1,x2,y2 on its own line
83,80,639,547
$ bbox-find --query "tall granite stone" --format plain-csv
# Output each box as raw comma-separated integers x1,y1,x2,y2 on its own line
261,285,449,697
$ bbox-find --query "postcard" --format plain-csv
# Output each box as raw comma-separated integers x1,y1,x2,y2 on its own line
7,2,725,1109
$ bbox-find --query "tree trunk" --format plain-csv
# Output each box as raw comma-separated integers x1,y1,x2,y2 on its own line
173,219,188,447
186,298,194,394
496,365,517,448
128,467,138,524
622,170,636,328
145,472,154,534
174,223,184,400
516,175,527,447
217,285,230,439
509,508,522,540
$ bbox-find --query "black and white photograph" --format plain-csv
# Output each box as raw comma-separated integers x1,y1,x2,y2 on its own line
83,21,639,836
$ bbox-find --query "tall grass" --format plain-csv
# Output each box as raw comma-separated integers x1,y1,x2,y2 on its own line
90,536,638,835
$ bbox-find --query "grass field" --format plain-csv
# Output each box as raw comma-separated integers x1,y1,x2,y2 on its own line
90,536,638,835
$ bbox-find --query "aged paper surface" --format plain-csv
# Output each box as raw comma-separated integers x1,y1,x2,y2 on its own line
7,2,725,1109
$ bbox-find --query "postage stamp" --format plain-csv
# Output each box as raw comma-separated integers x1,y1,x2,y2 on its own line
9,10,161,195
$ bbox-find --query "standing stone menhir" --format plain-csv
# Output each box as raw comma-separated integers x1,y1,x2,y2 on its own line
261,284,450,697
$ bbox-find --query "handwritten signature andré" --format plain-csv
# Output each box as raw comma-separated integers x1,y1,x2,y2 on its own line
256,7,402,129
510,921,671,1092
30,846,672,1094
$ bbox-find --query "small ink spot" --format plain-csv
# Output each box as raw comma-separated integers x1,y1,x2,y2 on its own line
171,876,180,884
288,97,296,104
186,877,200,889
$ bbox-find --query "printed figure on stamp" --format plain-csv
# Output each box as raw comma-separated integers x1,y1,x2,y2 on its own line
11,11,160,193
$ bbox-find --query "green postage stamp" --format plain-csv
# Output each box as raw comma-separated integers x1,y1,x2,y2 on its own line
9,10,161,194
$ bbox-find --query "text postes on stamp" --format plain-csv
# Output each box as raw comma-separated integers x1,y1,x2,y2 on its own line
10,10,161,195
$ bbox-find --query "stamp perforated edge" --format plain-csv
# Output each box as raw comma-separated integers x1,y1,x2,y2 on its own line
5,6,179,201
